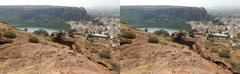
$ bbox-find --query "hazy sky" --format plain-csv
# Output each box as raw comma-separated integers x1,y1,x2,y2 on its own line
121,0,240,7
0,0,119,7
1,0,239,8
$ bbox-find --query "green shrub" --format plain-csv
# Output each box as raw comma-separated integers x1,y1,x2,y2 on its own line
24,28,28,31
148,36,159,44
154,29,169,36
33,29,49,36
99,50,111,59
218,51,230,58
29,36,39,43
122,31,136,39
3,31,16,39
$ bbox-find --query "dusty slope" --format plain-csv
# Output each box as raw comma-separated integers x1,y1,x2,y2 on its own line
120,24,232,74
0,23,113,74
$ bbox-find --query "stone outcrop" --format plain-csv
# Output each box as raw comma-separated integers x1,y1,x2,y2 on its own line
52,32,76,48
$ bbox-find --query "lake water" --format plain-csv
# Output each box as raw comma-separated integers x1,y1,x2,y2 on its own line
137,28,180,35
17,27,62,34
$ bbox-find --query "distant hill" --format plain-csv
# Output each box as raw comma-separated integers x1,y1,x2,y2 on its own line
0,5,90,30
206,6,240,17
87,6,120,17
120,5,210,29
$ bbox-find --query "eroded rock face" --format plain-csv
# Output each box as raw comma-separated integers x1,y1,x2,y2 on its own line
171,32,239,73
52,32,76,48
0,5,90,21
171,32,197,49
171,32,208,59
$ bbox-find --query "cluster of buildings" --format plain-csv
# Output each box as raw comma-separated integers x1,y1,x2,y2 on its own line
66,16,120,47
188,16,240,47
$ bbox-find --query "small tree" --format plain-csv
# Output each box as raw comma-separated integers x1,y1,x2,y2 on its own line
144,28,148,32
154,29,169,36
24,28,28,31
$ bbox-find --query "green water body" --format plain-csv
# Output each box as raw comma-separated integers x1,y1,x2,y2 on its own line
126,19,192,34
8,21,70,34
127,20,192,30
137,28,180,35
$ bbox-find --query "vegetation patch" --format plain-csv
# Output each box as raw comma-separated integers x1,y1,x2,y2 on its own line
154,29,169,37
86,42,101,53
33,29,49,36
122,31,136,39
29,36,40,43
3,31,16,39
218,50,230,58
148,36,159,44
99,50,111,59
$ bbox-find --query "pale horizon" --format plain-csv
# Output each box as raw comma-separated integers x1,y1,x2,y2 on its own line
121,0,240,7
0,0,119,8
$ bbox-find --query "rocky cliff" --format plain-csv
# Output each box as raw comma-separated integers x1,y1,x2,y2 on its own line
121,5,210,21
120,5,209,28
0,5,90,21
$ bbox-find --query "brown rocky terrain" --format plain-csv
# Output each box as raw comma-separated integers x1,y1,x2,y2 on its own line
1,22,238,74
0,23,117,74
120,23,233,74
